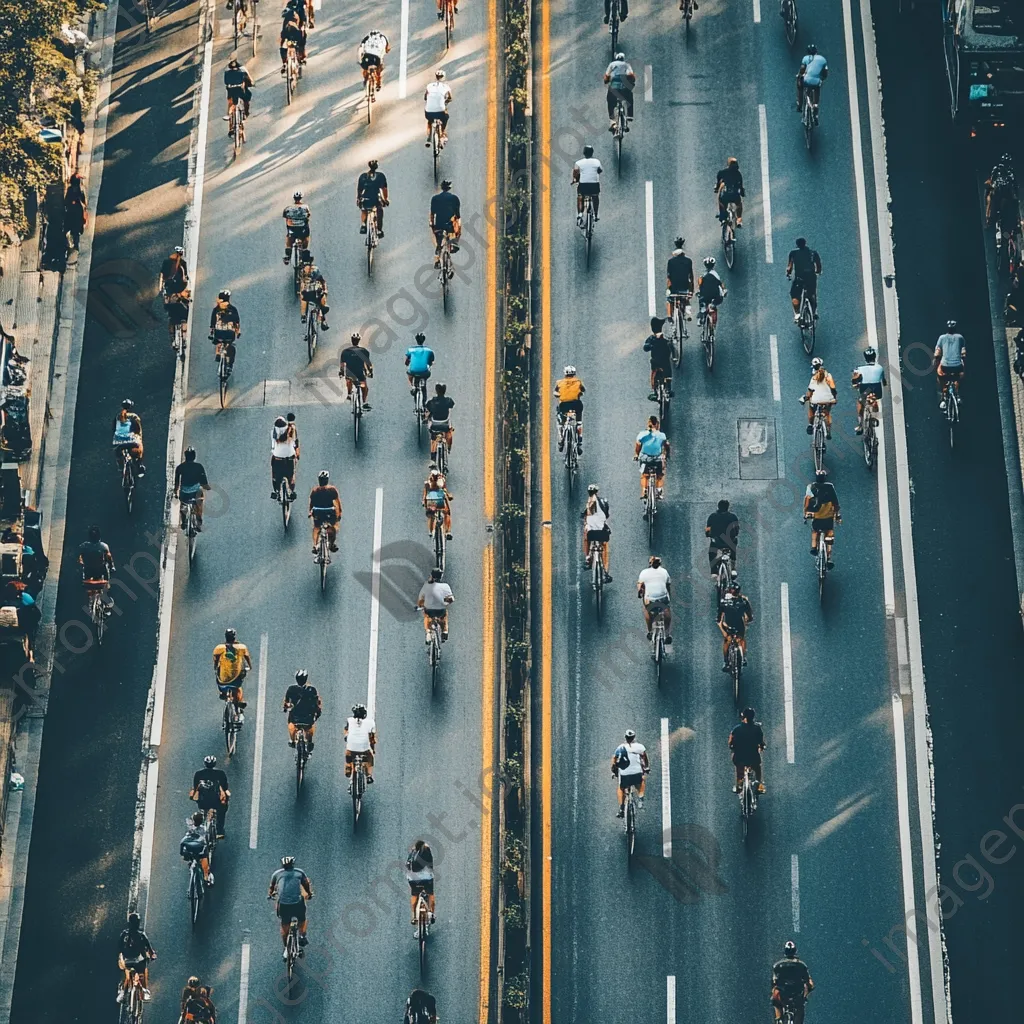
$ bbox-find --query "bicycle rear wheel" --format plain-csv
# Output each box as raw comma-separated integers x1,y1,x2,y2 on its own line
625,796,636,858
419,911,428,974
189,868,202,929
818,550,827,604
224,700,237,756
445,2,454,49
731,645,742,706
251,2,258,55
430,626,440,693
785,0,798,44
723,224,735,269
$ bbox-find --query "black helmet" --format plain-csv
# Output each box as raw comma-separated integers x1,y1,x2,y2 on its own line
274,415,287,428
946,319,957,331
624,728,636,741
368,159,379,171
317,470,330,484
582,145,594,158
673,236,685,249
225,628,237,643
204,754,217,768
742,706,756,721
228,58,240,69
414,332,426,344
440,179,453,191
121,398,135,411
350,333,361,344
281,855,296,868
184,446,197,461
295,668,309,684
127,912,141,929
300,249,315,265
191,811,203,825
814,469,828,482
430,567,443,581
88,524,101,542
863,347,877,363
784,940,798,958
435,382,447,394
651,316,666,333
795,237,807,248
351,703,367,719
218,289,231,301
806,44,817,55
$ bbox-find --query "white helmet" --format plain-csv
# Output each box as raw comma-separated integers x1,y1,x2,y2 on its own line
564,365,577,377
435,69,446,80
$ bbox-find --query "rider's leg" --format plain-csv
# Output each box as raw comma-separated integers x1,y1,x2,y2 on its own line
328,523,338,551
601,541,610,573
810,528,819,555
655,466,665,497
856,397,864,431
736,198,743,226
824,528,835,566
640,470,649,499
443,509,452,538
663,607,673,640
195,494,205,528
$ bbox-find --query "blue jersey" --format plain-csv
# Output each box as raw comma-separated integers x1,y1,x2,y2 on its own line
636,429,667,459
801,54,827,86
406,346,435,375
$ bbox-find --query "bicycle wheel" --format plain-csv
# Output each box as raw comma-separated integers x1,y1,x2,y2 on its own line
352,766,363,827
445,1,454,49
610,9,619,53
286,55,294,105
437,438,449,475
646,481,655,545
785,0,798,44
189,867,202,929
282,491,291,530
306,314,317,363
224,700,237,756
366,230,374,277
704,323,715,372
122,456,135,515
625,796,636,858
286,928,298,983
430,627,440,693
947,394,958,450
432,124,440,182
353,392,361,445
441,249,451,312
366,78,373,124
723,225,735,269
803,102,813,151
218,360,229,409
817,548,827,604
232,107,241,157
593,554,603,617
318,537,328,593
800,297,815,355
434,519,445,573
251,2,258,55
731,644,742,706
419,907,428,974
295,734,306,795
187,510,198,566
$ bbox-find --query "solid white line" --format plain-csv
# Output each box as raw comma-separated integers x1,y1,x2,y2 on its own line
856,0,946,1014
757,104,774,263
237,939,251,1024
249,633,269,850
753,0,761,22
645,181,656,317
791,854,800,932
367,487,384,717
399,0,410,98
644,65,653,102
667,976,676,1024
137,760,159,906
891,694,925,1024
780,583,795,763
769,334,781,402
660,718,671,858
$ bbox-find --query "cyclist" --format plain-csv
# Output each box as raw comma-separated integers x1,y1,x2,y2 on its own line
665,237,694,319
406,331,435,393
786,237,822,321
572,144,602,225
796,44,828,116
357,159,389,238
208,289,240,365
223,58,253,127
116,912,155,1003
174,446,211,532
603,0,627,22
423,467,453,541
164,284,191,346
308,469,342,554
933,320,966,410
729,706,766,794
78,524,114,613
637,554,672,644
358,30,390,93
159,244,189,299
179,977,202,1020
424,69,452,147
298,251,330,329
772,941,814,1024
268,856,314,955
611,728,649,818
697,255,726,325
803,469,841,569
851,347,886,433
344,702,377,784
643,316,674,400
718,576,754,670
183,985,217,1024
799,357,836,438
283,668,322,751
406,839,436,924
112,399,145,478
714,156,745,227
429,179,462,264
706,498,739,577
271,413,300,501
603,52,635,130
279,5,305,73
581,484,612,583
339,333,373,409
405,989,438,1024
180,810,214,887
986,153,1017,225
213,627,251,716
634,414,669,501
282,190,311,264
417,567,454,642
425,382,455,458
189,754,230,838
554,365,585,452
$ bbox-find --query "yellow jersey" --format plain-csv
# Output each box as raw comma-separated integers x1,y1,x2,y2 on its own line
555,377,584,402
213,642,249,684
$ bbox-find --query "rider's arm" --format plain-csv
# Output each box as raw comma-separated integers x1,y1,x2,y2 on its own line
640,750,650,770
662,439,671,460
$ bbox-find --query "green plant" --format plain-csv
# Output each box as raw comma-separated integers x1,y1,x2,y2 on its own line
503,971,529,1011
503,834,526,873
500,755,522,789
502,897,524,930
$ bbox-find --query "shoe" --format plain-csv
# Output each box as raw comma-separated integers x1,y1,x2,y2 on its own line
608,121,616,132
289,491,297,501
451,243,459,253
137,465,146,478
446,533,453,540
442,631,449,641
272,490,279,500
321,322,329,331
603,572,613,583
593,216,599,222
938,400,947,411
283,254,290,263
222,115,231,121
603,13,609,21
214,351,221,362
722,663,730,672
206,873,215,886
367,775,374,784
329,544,339,552
736,219,743,227
438,9,444,16
283,948,289,960
757,783,766,794
855,425,863,435
434,259,441,269
359,224,367,234
426,138,432,146
236,712,245,724
825,428,832,439
300,314,307,323
142,990,152,1002
656,487,664,498
576,213,583,227
298,935,309,947
665,635,672,645
742,656,748,666
733,784,741,793
363,403,372,411
648,392,657,401
616,808,624,818
806,425,813,434
116,990,125,1005
378,230,384,238
620,11,627,19
646,631,652,640
638,796,644,808
308,741,315,752
281,65,287,76
826,560,835,570
557,440,564,452
289,738,297,747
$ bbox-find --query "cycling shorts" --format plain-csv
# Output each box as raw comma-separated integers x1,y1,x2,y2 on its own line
277,900,306,924
409,878,435,896
311,509,338,524
618,772,643,791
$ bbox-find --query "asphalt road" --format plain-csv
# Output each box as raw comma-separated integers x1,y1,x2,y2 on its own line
535,0,937,1022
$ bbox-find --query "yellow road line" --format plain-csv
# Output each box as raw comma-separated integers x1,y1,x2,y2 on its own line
479,0,498,1020
539,0,553,1022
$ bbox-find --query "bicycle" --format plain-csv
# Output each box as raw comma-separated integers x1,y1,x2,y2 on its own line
579,193,596,268
365,67,377,124
713,547,733,606
442,0,456,49
622,779,639,859
664,293,690,367
364,202,379,276
284,916,301,983
432,428,450,475
118,447,137,514
612,97,628,175
349,752,368,827
313,520,331,592
781,0,798,45
222,685,243,756
289,242,308,297
721,201,739,269
587,539,605,616
942,378,960,449
653,367,672,424
285,41,300,105
304,305,319,364
801,89,818,151
250,0,259,56
233,0,248,51
425,612,444,691
216,341,234,408
294,726,310,795
351,379,364,444
739,765,758,841
858,389,880,470
85,579,110,645
412,377,429,443
640,458,659,544
430,508,447,574
681,0,694,32
806,402,828,473
560,411,580,492
608,0,621,53
203,806,219,863
438,231,454,312
186,851,206,929
725,631,743,706
230,99,245,156
649,607,666,683
415,888,432,973
796,286,815,354
117,959,149,1024
806,517,833,603
172,320,187,363
180,498,200,565
699,301,716,371
430,114,444,182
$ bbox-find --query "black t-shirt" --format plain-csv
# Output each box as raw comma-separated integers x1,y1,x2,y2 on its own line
729,720,765,761
284,683,321,720
788,247,819,280
666,253,693,293
358,171,388,202
773,959,810,996
719,594,753,630
79,539,111,577
406,844,434,873
407,991,437,1021
224,66,251,89
430,191,461,226
643,333,673,370
340,345,371,379
119,928,153,960
192,766,229,796
281,19,303,43
706,509,739,549
175,461,210,490
161,257,188,294
309,484,340,511
426,395,455,422
210,303,240,330
716,165,744,195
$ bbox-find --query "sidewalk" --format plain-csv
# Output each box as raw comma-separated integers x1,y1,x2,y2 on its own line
0,2,117,1017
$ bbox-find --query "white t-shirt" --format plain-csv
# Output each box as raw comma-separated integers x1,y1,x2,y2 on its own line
418,580,453,613
585,507,608,532
361,32,389,58
271,426,298,459
574,157,602,184
346,716,376,752
424,82,452,112
638,565,670,601
617,741,647,777
807,374,835,405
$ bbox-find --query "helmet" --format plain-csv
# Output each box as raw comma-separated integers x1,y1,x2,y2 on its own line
795,236,807,248
300,248,315,265
350,333,361,343
228,58,240,69
435,69,446,80
564,365,577,376
435,382,447,394
88,524,101,542
815,469,828,481
218,289,230,301
294,669,309,684
440,179,453,191
204,754,217,768
742,706,756,721
587,484,599,495
173,245,185,256
673,236,684,249
184,446,196,461
811,356,823,369
582,145,594,158
727,156,738,166
624,729,636,741
415,332,426,343
351,703,367,719
649,555,661,568
430,567,443,581
121,398,135,411
281,855,296,868
946,320,957,331
614,52,625,60
651,316,666,333
317,470,330,484
368,159,379,171
703,256,716,268
293,191,303,202
188,976,200,987
127,912,141,929
225,627,237,643
784,940,798,958
274,415,287,427
435,473,446,487
806,44,817,55
863,347,877,362
191,811,203,825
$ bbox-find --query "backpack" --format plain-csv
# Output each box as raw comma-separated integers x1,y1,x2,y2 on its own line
1014,334,1024,380
615,745,631,771
181,836,205,861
